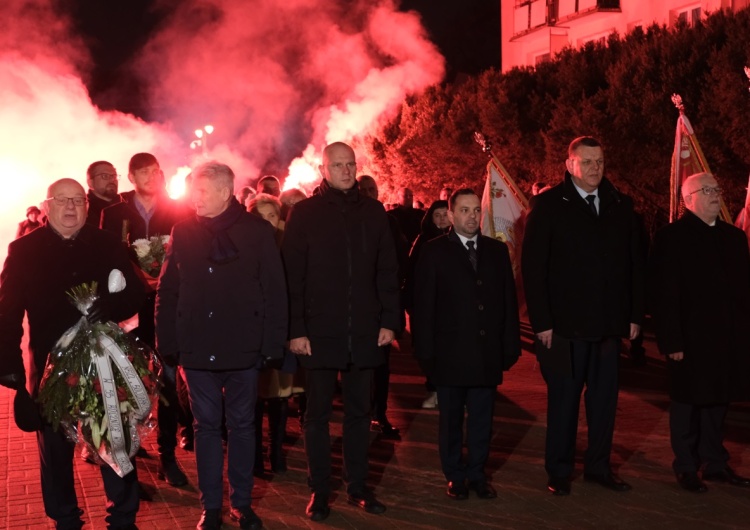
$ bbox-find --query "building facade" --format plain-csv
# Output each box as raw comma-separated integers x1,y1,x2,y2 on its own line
501,0,750,71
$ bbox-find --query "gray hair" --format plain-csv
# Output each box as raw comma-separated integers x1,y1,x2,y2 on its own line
192,161,235,190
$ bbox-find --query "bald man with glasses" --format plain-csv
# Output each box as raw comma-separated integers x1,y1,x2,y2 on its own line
650,172,750,493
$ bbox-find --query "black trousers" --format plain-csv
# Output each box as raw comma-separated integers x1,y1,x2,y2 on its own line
372,345,391,421
670,400,729,474
541,338,620,478
304,365,373,496
37,424,139,529
436,385,495,484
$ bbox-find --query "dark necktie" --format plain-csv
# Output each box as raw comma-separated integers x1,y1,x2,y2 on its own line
586,194,598,216
466,240,477,272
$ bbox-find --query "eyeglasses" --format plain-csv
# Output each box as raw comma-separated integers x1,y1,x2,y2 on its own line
46,196,88,206
93,173,119,181
687,186,722,196
328,162,357,172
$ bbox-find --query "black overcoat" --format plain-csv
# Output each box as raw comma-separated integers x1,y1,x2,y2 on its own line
412,230,521,386
0,225,145,388
155,210,288,371
522,173,645,339
649,210,750,404
281,180,400,370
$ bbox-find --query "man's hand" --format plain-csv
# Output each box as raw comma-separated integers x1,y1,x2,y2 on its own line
537,329,553,349
290,337,312,356
669,351,684,361
377,328,395,347
629,323,641,341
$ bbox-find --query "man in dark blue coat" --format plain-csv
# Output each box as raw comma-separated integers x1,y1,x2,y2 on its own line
522,136,645,496
413,188,520,500
0,178,145,529
282,142,399,521
156,161,287,530
650,172,750,493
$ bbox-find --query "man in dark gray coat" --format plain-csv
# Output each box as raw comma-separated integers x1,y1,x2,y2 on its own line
522,136,645,496
282,142,399,521
156,162,287,530
650,172,750,493
413,188,520,501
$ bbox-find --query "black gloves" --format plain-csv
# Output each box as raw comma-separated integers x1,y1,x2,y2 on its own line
14,386,42,432
0,373,23,390
87,296,113,324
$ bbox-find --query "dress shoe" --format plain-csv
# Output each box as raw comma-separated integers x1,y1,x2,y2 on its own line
703,467,750,487
230,506,263,530
179,436,194,452
446,480,469,500
196,509,222,530
677,472,708,493
583,472,632,492
422,391,438,409
306,492,330,522
547,476,571,496
158,459,188,487
469,481,497,499
347,489,387,514
370,418,401,440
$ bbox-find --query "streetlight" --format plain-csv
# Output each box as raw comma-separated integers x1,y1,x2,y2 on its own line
191,124,214,157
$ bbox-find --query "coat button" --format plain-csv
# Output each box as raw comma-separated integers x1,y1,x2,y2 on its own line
476,279,482,286
478,304,484,311
209,267,214,273
479,330,485,336
208,311,213,318
209,355,216,362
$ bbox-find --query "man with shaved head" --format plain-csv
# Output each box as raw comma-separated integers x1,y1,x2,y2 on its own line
650,172,750,493
0,178,145,528
283,142,399,521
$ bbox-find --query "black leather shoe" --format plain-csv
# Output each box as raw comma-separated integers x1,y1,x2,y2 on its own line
196,509,222,530
677,472,708,493
347,490,386,514
230,506,263,529
370,419,401,440
547,476,571,496
306,493,330,522
583,472,632,492
468,481,497,499
703,467,750,487
158,459,188,487
446,480,469,500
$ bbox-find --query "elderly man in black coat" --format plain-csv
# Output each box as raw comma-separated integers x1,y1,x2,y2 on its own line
522,136,645,496
0,178,145,529
156,162,288,530
282,142,400,521
413,188,520,501
650,172,750,493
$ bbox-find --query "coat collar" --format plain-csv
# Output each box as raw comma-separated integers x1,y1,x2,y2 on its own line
561,171,621,215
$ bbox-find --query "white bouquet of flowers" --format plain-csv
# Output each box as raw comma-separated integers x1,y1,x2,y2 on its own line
131,235,170,278
37,270,161,477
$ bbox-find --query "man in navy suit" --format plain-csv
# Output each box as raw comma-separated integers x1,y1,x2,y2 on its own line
413,188,521,500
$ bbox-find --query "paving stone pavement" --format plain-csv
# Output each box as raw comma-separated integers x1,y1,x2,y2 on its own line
1,323,749,529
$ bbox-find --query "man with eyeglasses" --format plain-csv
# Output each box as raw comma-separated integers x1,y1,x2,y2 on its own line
282,142,399,521
522,136,645,496
101,152,194,488
0,178,145,529
85,160,122,227
650,172,750,493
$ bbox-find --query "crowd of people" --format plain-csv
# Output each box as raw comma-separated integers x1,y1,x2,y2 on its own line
1,136,749,530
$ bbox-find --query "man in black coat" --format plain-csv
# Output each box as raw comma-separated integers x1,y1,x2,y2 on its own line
413,188,521,500
156,161,287,530
282,142,400,521
0,178,145,529
650,172,750,493
101,152,193,486
85,160,121,227
522,136,645,496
